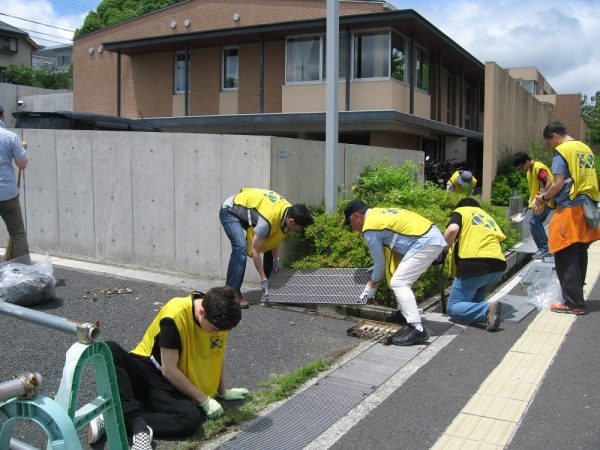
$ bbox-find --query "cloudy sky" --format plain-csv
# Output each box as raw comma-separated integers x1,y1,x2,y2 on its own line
1,0,598,101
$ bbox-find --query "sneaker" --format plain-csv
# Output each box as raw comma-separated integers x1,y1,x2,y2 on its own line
486,301,502,331
532,249,549,260
391,325,429,346
131,426,153,450
550,303,586,315
87,414,105,444
238,298,250,309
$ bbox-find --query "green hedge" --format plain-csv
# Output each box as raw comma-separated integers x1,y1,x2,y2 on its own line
292,161,519,305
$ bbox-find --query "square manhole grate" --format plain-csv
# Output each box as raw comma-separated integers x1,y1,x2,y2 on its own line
265,268,370,305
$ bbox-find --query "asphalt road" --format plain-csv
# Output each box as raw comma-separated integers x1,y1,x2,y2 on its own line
0,266,359,448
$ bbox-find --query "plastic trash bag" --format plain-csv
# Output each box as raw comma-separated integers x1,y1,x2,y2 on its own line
0,255,56,306
526,276,562,310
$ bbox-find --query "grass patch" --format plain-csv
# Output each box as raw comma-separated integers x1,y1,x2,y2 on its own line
174,357,330,448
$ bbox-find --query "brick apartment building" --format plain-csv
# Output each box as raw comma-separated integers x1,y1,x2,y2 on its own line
72,0,585,197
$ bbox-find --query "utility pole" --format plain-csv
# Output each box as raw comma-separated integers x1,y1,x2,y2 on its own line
325,0,339,212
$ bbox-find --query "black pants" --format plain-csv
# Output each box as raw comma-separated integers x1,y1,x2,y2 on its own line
554,242,589,308
107,341,205,438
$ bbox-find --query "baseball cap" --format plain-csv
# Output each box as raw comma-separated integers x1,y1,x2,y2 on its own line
457,171,473,187
344,199,368,225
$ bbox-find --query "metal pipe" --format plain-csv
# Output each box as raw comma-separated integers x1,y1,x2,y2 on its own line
324,0,339,212
0,302,100,343
0,372,42,403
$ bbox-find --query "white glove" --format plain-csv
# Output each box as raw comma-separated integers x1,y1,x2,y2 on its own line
360,284,377,300
217,387,250,401
273,258,282,273
200,397,224,418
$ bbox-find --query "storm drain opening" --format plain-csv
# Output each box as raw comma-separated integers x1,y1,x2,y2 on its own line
347,319,406,345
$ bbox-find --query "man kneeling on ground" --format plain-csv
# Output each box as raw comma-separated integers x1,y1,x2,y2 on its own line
88,287,247,449
443,198,506,331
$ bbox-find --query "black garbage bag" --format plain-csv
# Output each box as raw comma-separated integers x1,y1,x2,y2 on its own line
0,255,56,306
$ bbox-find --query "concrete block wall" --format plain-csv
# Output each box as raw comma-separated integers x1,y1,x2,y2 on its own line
1,130,422,284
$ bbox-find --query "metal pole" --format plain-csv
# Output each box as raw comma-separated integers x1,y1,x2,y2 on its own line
0,372,42,403
325,0,339,212
117,49,121,117
0,302,100,343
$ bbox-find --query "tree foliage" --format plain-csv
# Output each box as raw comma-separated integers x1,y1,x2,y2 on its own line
582,91,600,149
2,64,72,90
75,0,185,37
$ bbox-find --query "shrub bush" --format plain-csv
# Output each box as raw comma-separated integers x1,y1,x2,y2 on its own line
292,161,519,305
490,141,553,206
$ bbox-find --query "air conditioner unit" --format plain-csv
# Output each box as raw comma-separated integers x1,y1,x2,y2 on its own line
1,39,11,50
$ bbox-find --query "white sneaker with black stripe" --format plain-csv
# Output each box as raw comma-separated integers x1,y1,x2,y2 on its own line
131,426,153,450
87,414,105,444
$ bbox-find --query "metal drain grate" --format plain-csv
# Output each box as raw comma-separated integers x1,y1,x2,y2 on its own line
265,268,370,304
220,343,422,450
520,264,556,285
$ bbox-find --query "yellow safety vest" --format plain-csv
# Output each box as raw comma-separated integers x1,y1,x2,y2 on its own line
554,141,600,201
233,187,292,255
449,207,505,276
448,171,477,194
363,208,433,285
131,294,227,398
527,161,554,208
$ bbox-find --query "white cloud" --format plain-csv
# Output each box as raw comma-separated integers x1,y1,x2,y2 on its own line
390,0,600,99
1,0,88,46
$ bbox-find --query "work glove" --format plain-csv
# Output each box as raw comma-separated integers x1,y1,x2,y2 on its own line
360,284,377,301
261,279,270,300
273,258,282,273
366,266,374,276
217,388,250,401
200,397,224,419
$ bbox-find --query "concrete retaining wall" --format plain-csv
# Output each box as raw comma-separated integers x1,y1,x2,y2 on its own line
2,130,421,283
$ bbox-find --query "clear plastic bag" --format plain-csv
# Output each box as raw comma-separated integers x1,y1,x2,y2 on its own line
0,255,56,306
526,276,562,310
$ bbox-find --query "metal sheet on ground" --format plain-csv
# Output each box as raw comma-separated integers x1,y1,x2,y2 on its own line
265,268,370,304
498,294,537,322
519,263,557,285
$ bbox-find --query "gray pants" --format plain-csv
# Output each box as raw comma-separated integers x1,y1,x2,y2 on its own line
0,195,29,260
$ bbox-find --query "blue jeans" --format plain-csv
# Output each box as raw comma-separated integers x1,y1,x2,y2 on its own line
447,271,504,323
219,207,247,296
529,206,551,253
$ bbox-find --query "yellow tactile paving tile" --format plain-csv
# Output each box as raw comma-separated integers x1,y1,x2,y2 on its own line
444,413,516,447
486,363,546,385
527,313,574,334
508,338,560,357
431,434,504,450
500,351,554,370
513,329,567,347
478,377,538,402
462,393,528,422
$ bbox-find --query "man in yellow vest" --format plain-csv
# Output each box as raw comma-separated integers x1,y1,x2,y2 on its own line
512,152,553,259
534,122,600,315
443,198,506,331
446,170,477,195
87,287,246,448
344,199,446,346
219,188,314,307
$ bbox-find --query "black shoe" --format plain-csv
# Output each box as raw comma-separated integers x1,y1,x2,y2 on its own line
391,326,429,346
486,301,502,332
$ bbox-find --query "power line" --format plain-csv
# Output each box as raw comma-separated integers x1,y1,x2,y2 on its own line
0,12,75,32
53,0,94,12
30,35,73,46
19,27,73,42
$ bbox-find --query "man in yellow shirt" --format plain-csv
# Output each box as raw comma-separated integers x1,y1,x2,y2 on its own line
88,287,246,448
512,152,553,259
535,122,600,315
446,170,477,195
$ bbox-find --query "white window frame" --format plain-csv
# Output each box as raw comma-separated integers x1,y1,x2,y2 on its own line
352,28,392,82
174,51,190,94
390,29,408,85
415,44,430,93
285,33,324,85
222,46,239,91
